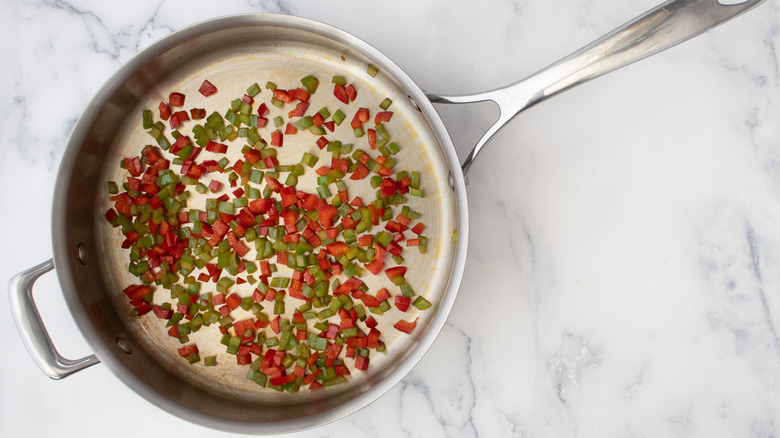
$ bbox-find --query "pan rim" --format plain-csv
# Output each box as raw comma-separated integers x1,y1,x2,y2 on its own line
52,12,469,434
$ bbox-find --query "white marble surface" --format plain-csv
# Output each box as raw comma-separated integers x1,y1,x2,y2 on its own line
2,0,780,436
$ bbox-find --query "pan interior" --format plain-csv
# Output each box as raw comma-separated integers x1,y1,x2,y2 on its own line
56,16,461,430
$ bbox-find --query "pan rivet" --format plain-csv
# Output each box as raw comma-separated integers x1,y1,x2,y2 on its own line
77,243,87,265
115,337,133,354
407,95,421,112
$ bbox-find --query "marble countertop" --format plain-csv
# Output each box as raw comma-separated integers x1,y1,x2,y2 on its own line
2,0,779,436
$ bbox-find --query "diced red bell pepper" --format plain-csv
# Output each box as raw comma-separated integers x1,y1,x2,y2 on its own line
331,158,349,173
354,355,369,371
158,102,171,121
339,317,354,330
264,155,279,168
169,92,185,107
243,148,263,164
218,212,234,225
386,241,403,257
208,219,229,246
281,209,298,233
270,374,296,387
186,163,205,179
249,198,273,214
129,297,153,316
356,107,369,123
376,288,390,302
326,343,342,360
385,266,406,280
105,208,118,223
394,318,418,334
361,294,380,308
346,84,357,101
251,342,263,356
333,83,349,104
288,101,309,118
288,87,310,102
237,351,252,366
233,319,255,337
374,111,393,124
202,160,221,172
226,292,241,310
364,259,384,275
279,187,298,208
318,205,338,228
152,305,173,319
265,177,283,193
385,220,404,233
377,166,392,176
171,110,190,129
271,130,283,147
381,178,398,197
124,157,143,177
237,207,256,228
394,296,411,312
190,108,206,119
326,242,349,257
316,136,329,150
350,112,363,130
366,328,381,348
198,80,217,97
210,289,224,305
177,344,199,357
205,140,228,153
123,284,151,300
273,89,291,103
358,234,373,247
226,231,249,257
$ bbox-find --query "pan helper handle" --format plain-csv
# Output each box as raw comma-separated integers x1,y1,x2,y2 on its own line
8,259,100,379
427,0,766,176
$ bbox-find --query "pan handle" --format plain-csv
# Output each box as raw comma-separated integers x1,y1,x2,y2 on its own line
8,259,100,379
426,0,765,176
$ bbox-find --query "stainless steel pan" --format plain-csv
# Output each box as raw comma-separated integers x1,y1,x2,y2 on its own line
9,0,764,433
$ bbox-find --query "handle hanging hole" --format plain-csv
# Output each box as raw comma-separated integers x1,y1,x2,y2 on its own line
717,0,749,5
115,337,133,354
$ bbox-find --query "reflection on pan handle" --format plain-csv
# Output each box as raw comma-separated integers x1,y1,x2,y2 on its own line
426,0,765,176
8,259,100,379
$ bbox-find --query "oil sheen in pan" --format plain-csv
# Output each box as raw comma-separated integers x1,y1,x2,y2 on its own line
95,41,457,400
